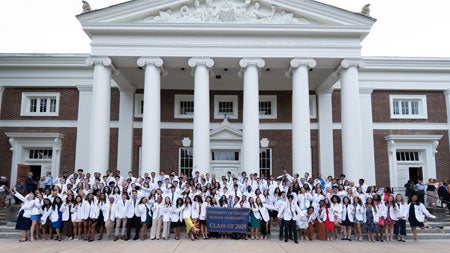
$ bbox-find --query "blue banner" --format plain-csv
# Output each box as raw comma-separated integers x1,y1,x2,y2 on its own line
206,207,249,233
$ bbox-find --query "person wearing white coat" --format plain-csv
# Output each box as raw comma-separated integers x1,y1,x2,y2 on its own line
382,195,399,242
60,194,75,240
100,196,116,240
340,196,354,241
13,189,34,242
113,193,130,241
277,194,301,243
407,194,436,242
394,194,408,242
40,198,53,240
160,196,173,240
83,193,99,241
254,196,277,239
137,196,152,240
150,196,163,240
71,195,85,240
353,196,366,241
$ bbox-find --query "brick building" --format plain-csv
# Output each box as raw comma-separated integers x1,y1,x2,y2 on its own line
1,0,450,188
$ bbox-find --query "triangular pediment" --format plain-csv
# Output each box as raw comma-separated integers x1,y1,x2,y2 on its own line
210,118,243,140
78,0,375,26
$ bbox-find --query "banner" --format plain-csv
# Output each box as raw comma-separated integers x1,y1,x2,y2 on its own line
206,207,249,233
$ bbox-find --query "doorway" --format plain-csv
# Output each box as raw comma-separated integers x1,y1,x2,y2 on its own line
408,167,423,184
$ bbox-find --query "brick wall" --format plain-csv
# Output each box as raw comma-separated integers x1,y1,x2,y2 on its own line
0,127,77,181
1,88,79,120
135,89,318,123
372,90,447,123
373,129,450,187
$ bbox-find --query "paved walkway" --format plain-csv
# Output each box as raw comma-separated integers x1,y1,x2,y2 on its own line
1,239,449,253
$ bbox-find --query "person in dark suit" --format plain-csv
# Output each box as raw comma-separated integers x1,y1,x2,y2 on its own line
437,179,450,212
25,172,36,194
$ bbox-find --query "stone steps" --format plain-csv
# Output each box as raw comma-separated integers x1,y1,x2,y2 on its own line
0,206,448,240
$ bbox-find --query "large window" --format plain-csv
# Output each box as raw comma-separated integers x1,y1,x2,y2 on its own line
179,147,193,177
259,148,272,178
214,95,238,119
390,95,427,119
174,94,194,118
259,95,277,119
21,92,59,116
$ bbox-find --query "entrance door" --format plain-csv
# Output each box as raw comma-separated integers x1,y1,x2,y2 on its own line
409,167,423,184
17,164,31,186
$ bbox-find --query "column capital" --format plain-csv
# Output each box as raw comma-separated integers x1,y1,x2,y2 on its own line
286,58,316,77
239,58,265,69
86,56,112,67
290,58,317,69
188,57,214,68
137,57,164,68
340,59,365,69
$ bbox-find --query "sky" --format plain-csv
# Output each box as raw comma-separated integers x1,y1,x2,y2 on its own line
0,0,449,57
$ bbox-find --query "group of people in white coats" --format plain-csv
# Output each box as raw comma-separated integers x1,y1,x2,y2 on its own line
11,169,439,244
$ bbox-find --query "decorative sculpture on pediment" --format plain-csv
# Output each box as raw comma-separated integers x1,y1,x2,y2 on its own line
141,0,314,24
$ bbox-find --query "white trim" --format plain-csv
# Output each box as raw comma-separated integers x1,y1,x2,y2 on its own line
174,94,194,119
134,93,144,118
259,95,277,119
1,120,449,131
5,132,64,188
389,95,428,119
214,95,238,119
21,92,60,116
309,95,317,119
385,134,441,187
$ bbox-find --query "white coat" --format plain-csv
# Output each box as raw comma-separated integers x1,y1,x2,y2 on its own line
330,203,342,221
395,202,408,220
113,199,130,219
161,204,172,222
83,200,99,219
354,204,366,222
170,205,184,222
382,203,399,221
341,204,354,222
297,193,312,210
137,203,152,222
278,201,301,220
100,201,115,222
406,203,436,223
60,203,73,221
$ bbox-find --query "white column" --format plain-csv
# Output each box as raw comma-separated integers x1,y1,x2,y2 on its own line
316,89,335,178
86,57,113,175
75,85,92,170
0,86,4,116
340,59,365,182
117,87,136,172
137,57,163,174
189,57,214,176
288,58,316,176
360,87,376,185
239,58,265,176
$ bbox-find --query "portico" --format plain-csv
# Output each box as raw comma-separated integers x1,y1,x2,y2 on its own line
77,0,376,182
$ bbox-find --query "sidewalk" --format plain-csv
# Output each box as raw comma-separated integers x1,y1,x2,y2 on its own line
1,238,449,253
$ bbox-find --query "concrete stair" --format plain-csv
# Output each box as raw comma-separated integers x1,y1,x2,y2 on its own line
0,207,449,240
